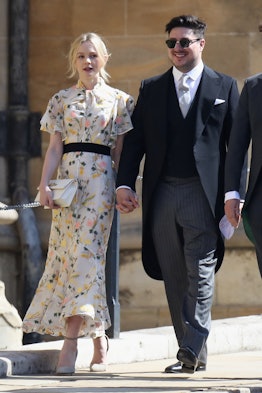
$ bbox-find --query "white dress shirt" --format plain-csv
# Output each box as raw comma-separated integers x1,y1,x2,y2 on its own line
225,190,240,202
172,61,204,103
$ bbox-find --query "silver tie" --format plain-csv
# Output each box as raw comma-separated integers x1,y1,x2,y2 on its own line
178,74,191,117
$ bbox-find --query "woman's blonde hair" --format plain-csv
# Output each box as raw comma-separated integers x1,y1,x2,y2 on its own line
67,32,111,82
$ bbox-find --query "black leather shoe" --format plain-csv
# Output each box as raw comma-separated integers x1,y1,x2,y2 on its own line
177,347,198,373
164,361,206,374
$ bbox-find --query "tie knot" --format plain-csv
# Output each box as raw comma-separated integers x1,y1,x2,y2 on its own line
179,74,190,91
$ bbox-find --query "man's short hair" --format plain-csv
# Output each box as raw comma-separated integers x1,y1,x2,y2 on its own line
165,15,206,37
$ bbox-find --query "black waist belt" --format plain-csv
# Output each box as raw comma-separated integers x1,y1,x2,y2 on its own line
63,143,110,156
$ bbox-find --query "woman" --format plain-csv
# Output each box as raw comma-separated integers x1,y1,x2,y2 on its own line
22,32,134,375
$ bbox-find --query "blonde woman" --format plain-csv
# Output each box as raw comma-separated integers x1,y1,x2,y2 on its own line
23,32,134,375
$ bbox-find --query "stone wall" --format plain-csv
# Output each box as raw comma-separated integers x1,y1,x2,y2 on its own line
28,0,262,248
0,0,262,330
119,246,262,331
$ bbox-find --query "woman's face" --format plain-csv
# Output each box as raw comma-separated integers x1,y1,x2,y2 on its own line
75,41,104,83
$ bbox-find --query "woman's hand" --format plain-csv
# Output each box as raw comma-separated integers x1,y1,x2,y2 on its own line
38,185,60,209
116,188,139,213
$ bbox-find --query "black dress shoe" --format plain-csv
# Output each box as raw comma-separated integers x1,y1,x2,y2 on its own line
177,347,198,373
164,361,206,374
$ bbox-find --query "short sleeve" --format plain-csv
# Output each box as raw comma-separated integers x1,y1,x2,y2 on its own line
114,92,135,135
40,92,64,135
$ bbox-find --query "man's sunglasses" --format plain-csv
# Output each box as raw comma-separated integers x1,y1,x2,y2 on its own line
165,38,201,49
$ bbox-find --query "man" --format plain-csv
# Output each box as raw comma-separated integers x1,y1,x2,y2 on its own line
116,15,239,374
225,73,262,277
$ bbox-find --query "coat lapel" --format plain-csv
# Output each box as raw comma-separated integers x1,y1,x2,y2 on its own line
153,68,172,133
195,66,223,139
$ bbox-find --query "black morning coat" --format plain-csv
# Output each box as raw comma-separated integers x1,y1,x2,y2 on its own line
116,66,241,280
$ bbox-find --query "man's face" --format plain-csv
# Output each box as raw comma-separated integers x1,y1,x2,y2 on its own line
167,27,205,73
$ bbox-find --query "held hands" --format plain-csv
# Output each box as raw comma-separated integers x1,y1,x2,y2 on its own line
224,198,242,228
116,188,139,213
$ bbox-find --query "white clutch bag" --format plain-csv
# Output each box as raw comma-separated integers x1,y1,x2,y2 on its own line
35,179,78,208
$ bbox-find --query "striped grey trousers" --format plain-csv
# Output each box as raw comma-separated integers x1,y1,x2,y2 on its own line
151,176,217,361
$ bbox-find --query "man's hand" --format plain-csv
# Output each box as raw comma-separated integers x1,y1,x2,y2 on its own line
116,188,139,213
224,199,241,228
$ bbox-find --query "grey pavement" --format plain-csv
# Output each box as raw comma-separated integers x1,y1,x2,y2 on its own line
0,315,261,392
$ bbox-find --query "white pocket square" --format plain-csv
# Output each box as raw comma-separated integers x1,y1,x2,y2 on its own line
214,98,225,105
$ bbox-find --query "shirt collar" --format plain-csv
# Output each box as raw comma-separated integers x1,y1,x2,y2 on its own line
76,77,104,90
172,61,204,82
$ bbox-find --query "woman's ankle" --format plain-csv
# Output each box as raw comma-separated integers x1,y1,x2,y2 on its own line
57,338,78,367
91,335,109,365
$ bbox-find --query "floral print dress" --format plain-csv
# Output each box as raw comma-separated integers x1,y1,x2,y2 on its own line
22,79,134,338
